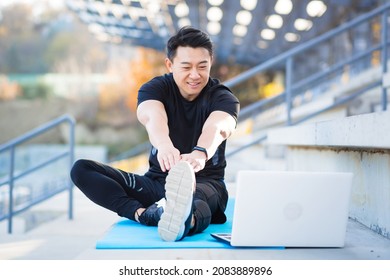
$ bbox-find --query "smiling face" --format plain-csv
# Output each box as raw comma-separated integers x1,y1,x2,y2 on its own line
165,46,212,101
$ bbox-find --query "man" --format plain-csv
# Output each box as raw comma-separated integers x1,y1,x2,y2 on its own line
70,26,240,242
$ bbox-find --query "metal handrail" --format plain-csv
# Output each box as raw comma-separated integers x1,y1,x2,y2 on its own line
225,2,390,123
0,114,75,233
223,3,390,156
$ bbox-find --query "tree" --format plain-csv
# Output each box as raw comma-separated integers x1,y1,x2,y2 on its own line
0,4,48,73
125,48,165,112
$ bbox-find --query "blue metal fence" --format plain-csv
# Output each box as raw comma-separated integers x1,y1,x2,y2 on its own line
0,114,75,233
225,2,389,123
224,3,390,156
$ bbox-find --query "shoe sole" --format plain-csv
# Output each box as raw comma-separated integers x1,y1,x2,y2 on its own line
158,161,195,242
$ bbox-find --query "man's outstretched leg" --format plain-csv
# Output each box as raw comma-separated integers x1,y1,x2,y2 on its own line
158,161,196,241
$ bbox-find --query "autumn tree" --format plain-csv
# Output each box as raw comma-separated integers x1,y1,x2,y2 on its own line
96,47,165,127
125,48,166,111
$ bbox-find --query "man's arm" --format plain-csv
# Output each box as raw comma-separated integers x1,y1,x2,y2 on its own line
197,110,237,158
181,110,237,172
137,100,180,172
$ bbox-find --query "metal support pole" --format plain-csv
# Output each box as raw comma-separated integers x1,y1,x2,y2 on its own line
286,57,294,126
8,147,15,234
381,10,388,111
68,118,75,220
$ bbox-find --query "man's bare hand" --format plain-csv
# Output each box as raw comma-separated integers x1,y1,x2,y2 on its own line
157,143,181,172
181,151,207,173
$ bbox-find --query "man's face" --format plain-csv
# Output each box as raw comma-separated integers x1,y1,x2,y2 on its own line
165,46,212,101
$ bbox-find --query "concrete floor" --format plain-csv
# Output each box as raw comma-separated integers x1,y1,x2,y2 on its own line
1,187,390,261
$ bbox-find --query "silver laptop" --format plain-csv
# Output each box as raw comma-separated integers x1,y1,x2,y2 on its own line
211,170,353,247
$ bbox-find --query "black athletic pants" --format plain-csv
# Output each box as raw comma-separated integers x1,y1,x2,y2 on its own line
70,159,228,233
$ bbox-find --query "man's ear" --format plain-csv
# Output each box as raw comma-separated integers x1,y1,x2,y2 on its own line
165,57,173,72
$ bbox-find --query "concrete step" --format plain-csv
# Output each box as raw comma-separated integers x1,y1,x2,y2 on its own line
265,110,390,239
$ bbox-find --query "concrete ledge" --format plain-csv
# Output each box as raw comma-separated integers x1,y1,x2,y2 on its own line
267,110,390,149
266,110,390,239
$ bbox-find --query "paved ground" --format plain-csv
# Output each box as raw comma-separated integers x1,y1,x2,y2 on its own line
1,185,390,261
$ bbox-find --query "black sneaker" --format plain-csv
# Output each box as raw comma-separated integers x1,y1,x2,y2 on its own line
158,161,195,241
138,198,165,226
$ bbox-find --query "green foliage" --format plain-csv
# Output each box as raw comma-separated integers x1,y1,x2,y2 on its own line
20,82,53,99
0,3,108,74
43,32,75,67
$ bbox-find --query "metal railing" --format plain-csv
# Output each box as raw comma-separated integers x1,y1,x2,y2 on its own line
224,3,390,156
0,114,75,233
226,3,389,121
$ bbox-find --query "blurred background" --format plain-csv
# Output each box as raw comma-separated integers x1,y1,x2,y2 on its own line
0,0,385,159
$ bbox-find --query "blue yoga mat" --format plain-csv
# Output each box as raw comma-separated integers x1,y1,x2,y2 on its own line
96,199,283,249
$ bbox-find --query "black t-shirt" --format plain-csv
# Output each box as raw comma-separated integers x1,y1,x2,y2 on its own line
137,73,240,180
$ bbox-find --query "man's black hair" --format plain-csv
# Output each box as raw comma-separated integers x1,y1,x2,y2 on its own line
166,26,213,60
